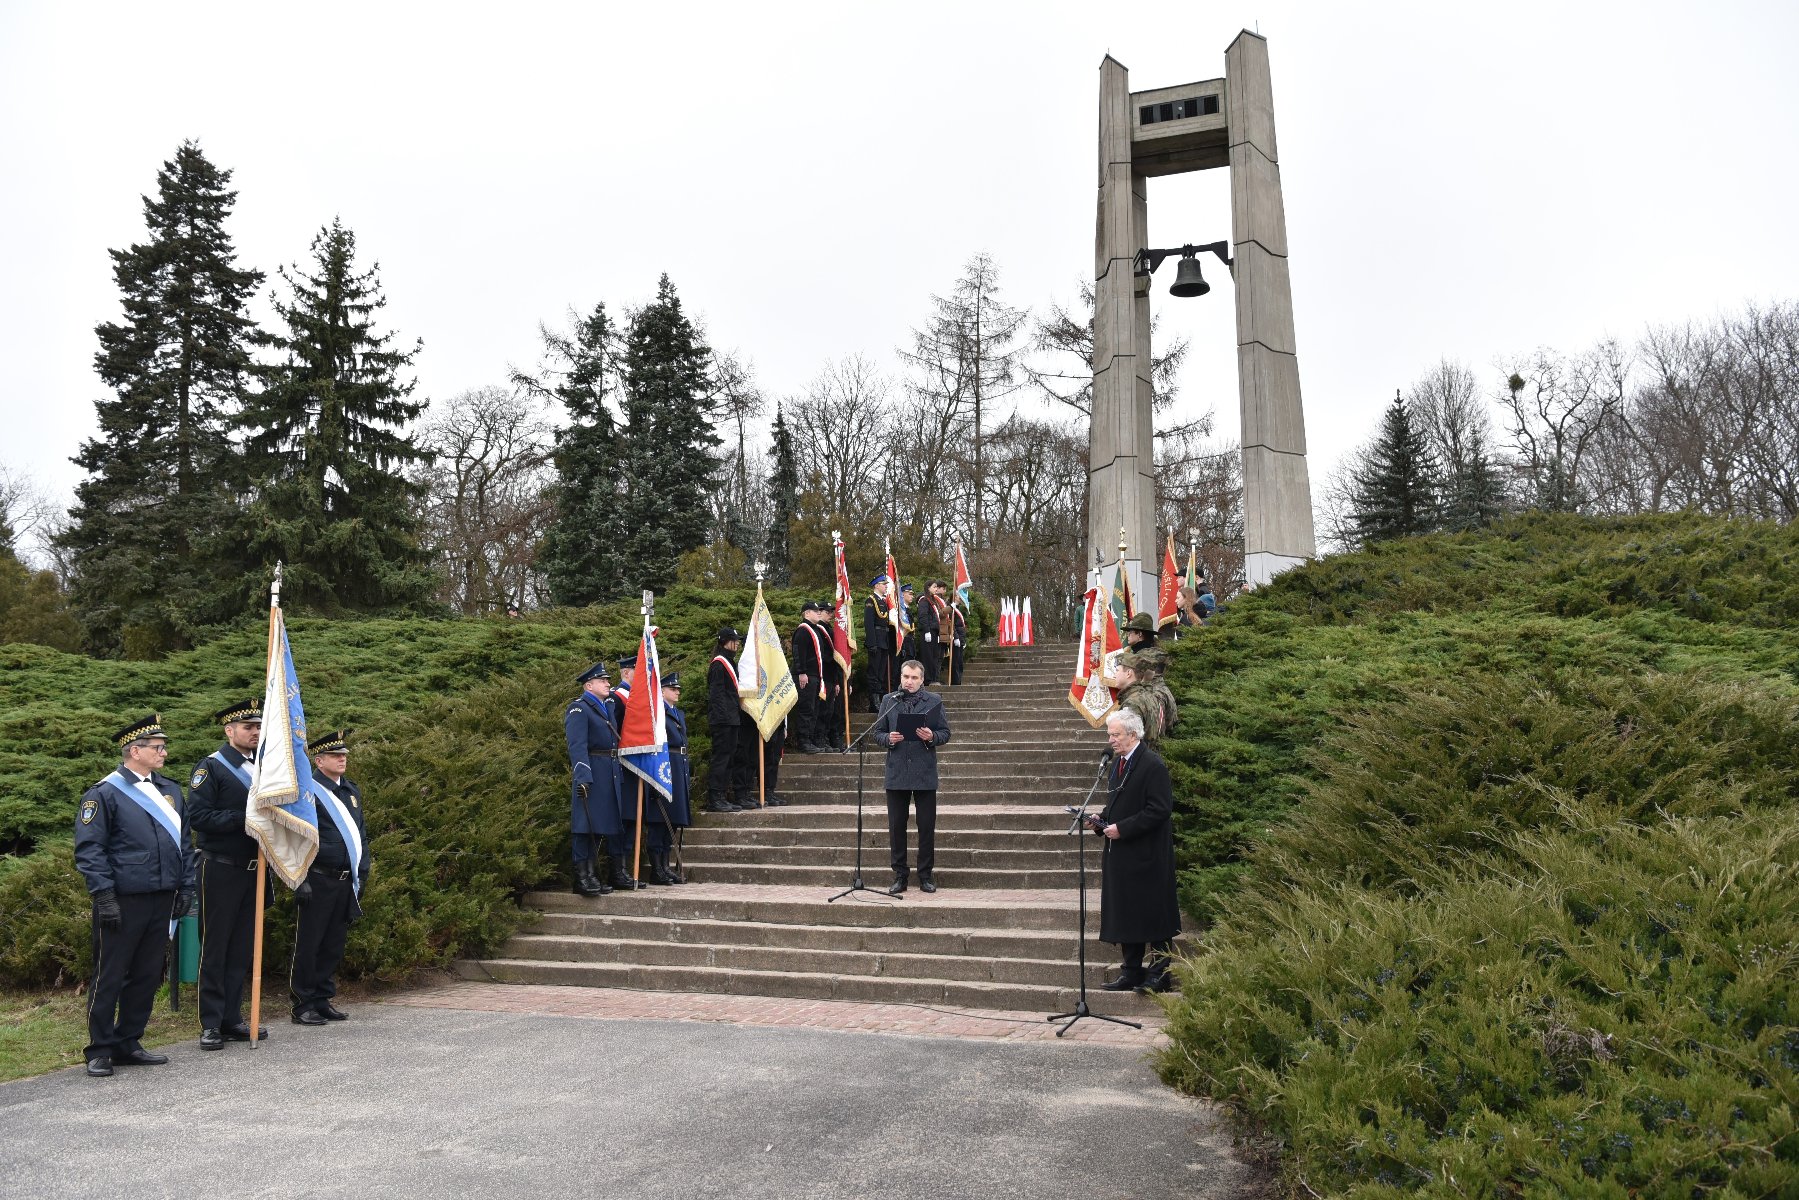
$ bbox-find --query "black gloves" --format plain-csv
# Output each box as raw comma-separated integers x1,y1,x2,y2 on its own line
93,889,122,929
578,783,590,802
295,878,314,904
348,893,364,925
172,889,195,918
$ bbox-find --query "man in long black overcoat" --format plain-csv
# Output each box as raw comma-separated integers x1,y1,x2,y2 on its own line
1092,707,1181,992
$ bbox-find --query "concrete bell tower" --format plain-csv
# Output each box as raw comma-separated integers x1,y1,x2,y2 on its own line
1089,31,1315,592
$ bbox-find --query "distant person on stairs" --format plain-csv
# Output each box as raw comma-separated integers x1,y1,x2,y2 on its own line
1093,709,1181,994
706,628,755,813
873,660,953,895
565,662,624,894
790,599,830,753
863,575,898,710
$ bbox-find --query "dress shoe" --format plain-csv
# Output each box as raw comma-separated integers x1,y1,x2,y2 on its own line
317,1003,348,1022
801,743,824,754
200,1028,225,1051
919,878,937,893
886,877,907,895
766,794,789,807
115,1048,169,1066
1100,974,1147,992
703,800,738,814
291,1009,328,1026
224,1021,269,1040
86,1056,113,1077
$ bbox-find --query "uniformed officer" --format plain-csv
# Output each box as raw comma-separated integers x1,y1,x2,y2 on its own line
290,729,369,1025
946,599,968,686
74,714,196,1077
656,673,695,884
705,628,754,813
898,583,920,665
567,661,632,892
918,580,953,685
608,653,637,727
186,699,269,1050
863,576,897,710
791,600,830,753
813,600,850,750
1122,612,1170,679
1113,658,1168,747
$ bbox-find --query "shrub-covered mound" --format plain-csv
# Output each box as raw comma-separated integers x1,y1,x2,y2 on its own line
0,584,991,987
1156,513,1799,1197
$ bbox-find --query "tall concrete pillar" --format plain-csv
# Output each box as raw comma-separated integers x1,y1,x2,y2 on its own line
1089,56,1155,594
1226,32,1315,585
1087,33,1314,596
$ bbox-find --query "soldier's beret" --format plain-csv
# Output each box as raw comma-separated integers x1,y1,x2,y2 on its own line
577,661,611,683
307,729,351,754
212,699,263,725
113,714,166,748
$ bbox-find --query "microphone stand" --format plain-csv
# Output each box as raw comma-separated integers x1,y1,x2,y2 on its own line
828,691,903,903
1048,753,1143,1037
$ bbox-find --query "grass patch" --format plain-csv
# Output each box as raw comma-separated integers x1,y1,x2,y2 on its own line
0,986,196,1083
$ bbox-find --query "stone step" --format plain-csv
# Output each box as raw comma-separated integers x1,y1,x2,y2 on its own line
498,932,1118,989
452,958,1157,1015
525,887,1082,931
673,806,1095,831
682,825,1083,849
530,911,1092,958
679,862,1091,889
744,788,1096,806
686,843,1079,870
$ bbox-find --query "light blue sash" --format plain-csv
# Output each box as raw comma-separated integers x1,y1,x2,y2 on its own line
208,751,254,790
102,770,183,852
309,780,364,897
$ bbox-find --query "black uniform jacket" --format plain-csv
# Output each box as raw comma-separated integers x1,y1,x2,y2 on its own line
312,773,370,888
863,595,896,652
707,656,742,727
790,622,827,689
869,687,952,791
1094,746,1182,944
187,744,259,859
75,770,196,896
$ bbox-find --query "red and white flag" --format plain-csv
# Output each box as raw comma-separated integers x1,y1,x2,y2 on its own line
1021,598,1034,646
1067,588,1116,728
831,533,856,674
1157,531,1181,630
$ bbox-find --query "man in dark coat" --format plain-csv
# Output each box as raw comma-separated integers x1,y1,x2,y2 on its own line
566,661,626,892
790,600,830,753
74,714,196,1077
290,729,370,1025
870,659,953,894
916,581,946,685
1092,707,1181,992
862,575,897,710
186,699,269,1049
814,600,849,750
706,628,754,812
659,674,694,883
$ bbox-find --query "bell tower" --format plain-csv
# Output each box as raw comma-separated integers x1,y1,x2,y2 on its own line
1089,31,1315,593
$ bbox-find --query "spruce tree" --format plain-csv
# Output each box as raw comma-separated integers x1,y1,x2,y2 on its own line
1350,392,1442,545
58,141,263,656
616,275,721,592
233,219,435,613
518,303,624,606
764,403,799,585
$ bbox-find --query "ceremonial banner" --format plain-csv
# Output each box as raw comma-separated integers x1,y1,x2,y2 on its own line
1158,532,1180,629
952,540,973,611
831,535,856,673
1067,587,1116,728
737,583,797,741
885,546,904,644
619,618,673,801
246,601,320,888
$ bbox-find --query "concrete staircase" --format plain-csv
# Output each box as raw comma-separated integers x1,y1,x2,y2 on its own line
455,643,1158,1016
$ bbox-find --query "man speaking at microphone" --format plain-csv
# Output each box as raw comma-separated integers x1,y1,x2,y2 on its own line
872,659,952,895
1092,708,1181,993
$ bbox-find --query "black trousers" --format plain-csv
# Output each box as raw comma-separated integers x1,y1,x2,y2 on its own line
763,734,782,794
1121,939,1175,982
919,636,941,684
87,890,173,1059
886,789,937,880
197,856,258,1030
822,685,846,746
865,649,893,710
708,724,755,803
572,832,607,864
291,870,354,1013
793,682,820,746
949,641,964,685
620,819,673,852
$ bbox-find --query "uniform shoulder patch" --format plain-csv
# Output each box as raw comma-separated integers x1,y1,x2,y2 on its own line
80,798,98,825
190,767,209,789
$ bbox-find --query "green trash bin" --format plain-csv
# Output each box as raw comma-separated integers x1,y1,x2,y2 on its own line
177,914,199,983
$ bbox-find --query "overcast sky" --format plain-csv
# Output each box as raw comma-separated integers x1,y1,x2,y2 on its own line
4,0,1796,551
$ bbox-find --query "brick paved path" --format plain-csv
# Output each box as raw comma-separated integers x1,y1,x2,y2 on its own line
387,979,1166,1048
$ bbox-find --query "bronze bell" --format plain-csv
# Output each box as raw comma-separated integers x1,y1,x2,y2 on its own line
1169,254,1210,298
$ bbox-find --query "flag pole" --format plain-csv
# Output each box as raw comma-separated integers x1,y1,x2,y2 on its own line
632,779,646,883
248,561,281,1049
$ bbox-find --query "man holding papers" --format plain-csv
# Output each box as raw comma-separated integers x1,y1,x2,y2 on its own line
871,660,953,895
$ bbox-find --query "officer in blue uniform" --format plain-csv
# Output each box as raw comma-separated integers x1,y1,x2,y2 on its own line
661,674,694,883
186,699,269,1050
74,714,196,1077
608,653,637,727
566,661,634,893
290,729,370,1025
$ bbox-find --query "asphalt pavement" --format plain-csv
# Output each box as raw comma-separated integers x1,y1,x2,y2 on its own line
0,1004,1256,1199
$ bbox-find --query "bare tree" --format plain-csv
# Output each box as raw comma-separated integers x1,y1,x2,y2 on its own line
0,464,60,567
1024,281,1194,430
705,349,766,534
1498,340,1629,512
790,354,898,520
414,386,556,613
